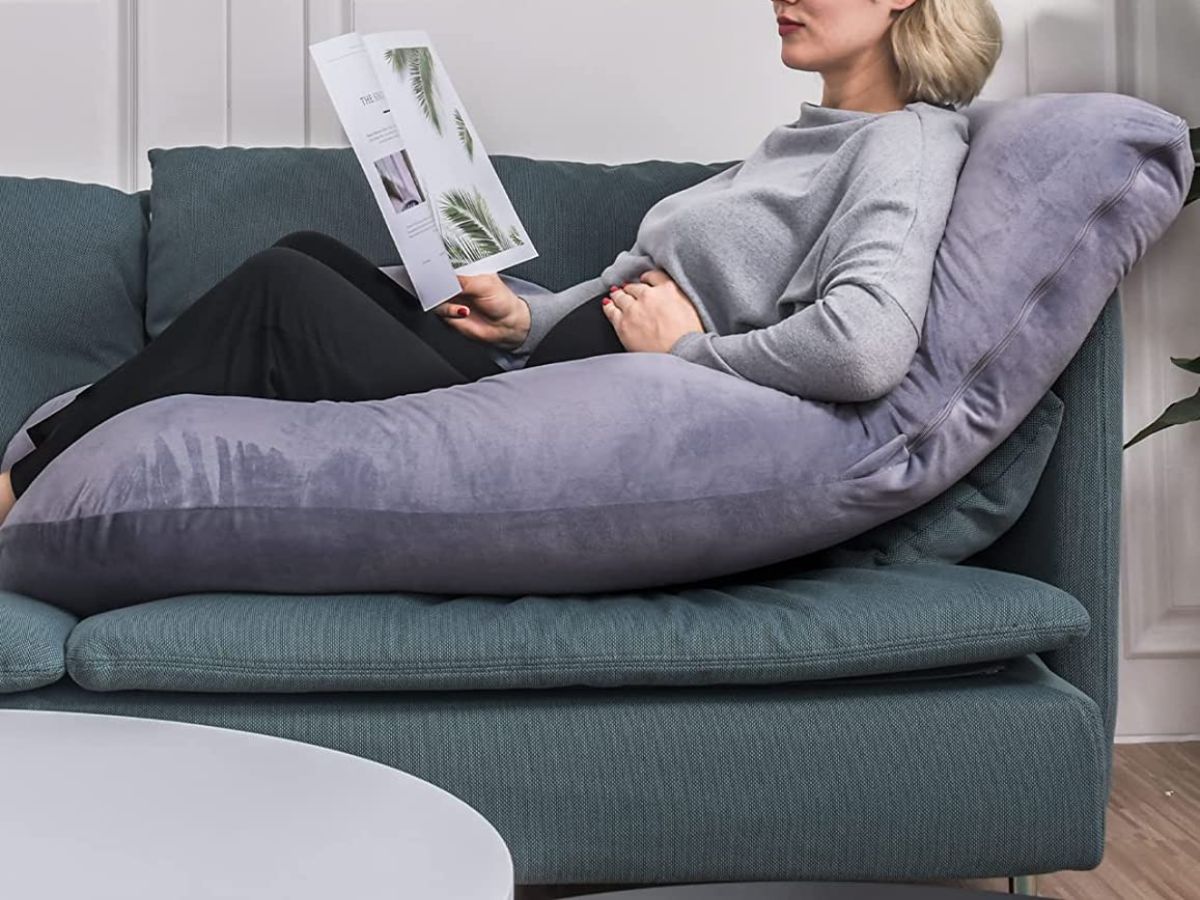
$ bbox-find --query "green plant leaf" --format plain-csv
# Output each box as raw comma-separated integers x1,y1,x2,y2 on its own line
1171,354,1200,374
443,232,489,265
383,46,442,135
1123,387,1200,449
411,49,442,135
508,225,524,246
439,187,518,254
444,215,501,255
454,109,475,161
383,47,419,81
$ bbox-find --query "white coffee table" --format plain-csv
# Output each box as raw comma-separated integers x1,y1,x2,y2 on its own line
0,709,513,899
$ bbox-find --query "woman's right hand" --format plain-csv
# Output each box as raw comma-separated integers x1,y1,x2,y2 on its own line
434,273,531,350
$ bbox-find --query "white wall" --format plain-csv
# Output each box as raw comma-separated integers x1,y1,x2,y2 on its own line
0,0,1196,740
1112,0,1200,742
0,0,1118,185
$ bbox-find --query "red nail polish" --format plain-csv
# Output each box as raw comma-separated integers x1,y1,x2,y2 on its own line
602,298,612,305
457,308,468,317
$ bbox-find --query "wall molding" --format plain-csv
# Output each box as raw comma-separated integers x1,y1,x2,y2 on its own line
1115,0,1200,661
1128,610,1200,658
117,0,139,192
224,0,232,145
303,0,356,147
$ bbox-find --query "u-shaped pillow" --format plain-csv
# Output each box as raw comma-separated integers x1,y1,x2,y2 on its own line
0,93,1191,614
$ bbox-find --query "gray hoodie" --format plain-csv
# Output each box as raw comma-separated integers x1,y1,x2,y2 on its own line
503,100,970,402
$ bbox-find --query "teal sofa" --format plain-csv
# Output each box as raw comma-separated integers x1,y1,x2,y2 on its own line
0,139,1126,893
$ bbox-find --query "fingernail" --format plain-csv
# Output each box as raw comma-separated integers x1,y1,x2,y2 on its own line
602,298,612,305
609,286,618,293
457,307,469,317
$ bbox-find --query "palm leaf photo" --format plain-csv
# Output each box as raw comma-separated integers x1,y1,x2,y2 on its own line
383,46,443,135
435,187,526,264
455,109,475,160
377,47,528,271
440,187,524,249
443,232,491,266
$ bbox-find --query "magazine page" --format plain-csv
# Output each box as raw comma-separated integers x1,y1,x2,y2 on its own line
360,30,538,277
309,32,463,311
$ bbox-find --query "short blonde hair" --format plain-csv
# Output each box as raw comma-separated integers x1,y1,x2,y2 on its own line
891,0,1003,108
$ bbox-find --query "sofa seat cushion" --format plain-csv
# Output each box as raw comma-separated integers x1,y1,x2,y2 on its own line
144,147,730,337
64,563,1088,692
0,593,76,693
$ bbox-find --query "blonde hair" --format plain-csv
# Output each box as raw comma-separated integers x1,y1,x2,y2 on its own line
891,0,1003,108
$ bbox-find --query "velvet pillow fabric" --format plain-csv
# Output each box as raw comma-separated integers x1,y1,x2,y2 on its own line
0,93,1190,613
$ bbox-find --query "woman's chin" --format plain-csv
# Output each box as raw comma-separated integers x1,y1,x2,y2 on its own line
780,52,821,73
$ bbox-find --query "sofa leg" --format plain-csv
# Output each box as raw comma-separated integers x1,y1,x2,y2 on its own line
1008,875,1039,895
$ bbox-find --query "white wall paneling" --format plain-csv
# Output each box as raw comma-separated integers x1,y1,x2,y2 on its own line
0,0,1196,739
304,0,355,146
228,0,307,147
1113,0,1200,740
0,0,1117,188
135,0,227,189
0,0,131,187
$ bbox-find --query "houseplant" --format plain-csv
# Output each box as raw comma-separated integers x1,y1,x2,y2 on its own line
1123,129,1200,450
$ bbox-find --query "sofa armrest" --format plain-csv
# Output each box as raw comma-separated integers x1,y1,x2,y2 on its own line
967,292,1122,771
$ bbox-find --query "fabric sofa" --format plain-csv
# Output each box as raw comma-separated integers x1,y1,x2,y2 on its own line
0,102,1139,890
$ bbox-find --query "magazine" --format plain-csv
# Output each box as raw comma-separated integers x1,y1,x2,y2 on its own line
310,31,538,311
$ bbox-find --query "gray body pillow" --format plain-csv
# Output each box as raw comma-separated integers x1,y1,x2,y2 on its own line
0,93,1191,614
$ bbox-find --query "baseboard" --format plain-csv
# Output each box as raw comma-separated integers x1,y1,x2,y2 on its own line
1115,733,1200,744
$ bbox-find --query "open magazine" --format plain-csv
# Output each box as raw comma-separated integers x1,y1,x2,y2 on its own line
310,31,539,311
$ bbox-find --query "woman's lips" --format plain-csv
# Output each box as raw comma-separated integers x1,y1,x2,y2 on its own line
778,23,803,35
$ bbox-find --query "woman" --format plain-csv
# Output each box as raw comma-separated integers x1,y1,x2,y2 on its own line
0,0,1002,524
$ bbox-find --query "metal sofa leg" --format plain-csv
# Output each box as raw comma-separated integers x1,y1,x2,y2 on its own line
1009,874,1039,895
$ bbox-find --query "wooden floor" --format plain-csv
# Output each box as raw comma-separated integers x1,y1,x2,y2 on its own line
518,743,1200,900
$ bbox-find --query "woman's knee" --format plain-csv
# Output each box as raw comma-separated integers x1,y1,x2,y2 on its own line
207,247,329,311
238,245,321,281
218,246,296,296
179,247,337,330
272,229,339,256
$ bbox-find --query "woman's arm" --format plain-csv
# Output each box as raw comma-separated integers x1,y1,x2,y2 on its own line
668,279,920,402
507,275,608,356
509,241,657,357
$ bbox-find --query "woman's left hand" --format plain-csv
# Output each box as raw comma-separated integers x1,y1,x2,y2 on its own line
602,269,705,353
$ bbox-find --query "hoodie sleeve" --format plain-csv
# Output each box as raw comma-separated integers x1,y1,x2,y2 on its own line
507,241,658,358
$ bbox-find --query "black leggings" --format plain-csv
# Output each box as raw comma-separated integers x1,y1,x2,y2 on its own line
9,230,624,498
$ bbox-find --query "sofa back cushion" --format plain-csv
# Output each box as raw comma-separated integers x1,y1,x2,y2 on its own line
806,387,1065,569
0,178,147,450
144,146,732,337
